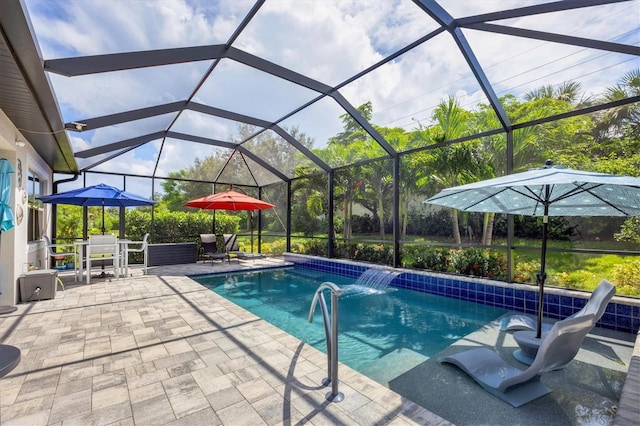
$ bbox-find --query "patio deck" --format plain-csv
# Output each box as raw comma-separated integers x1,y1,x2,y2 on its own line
0,259,637,425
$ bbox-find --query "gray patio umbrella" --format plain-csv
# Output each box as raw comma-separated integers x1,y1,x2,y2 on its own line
425,160,640,338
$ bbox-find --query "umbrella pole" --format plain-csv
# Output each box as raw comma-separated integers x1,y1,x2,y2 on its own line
100,200,107,276
101,205,105,234
536,196,550,339
250,211,254,254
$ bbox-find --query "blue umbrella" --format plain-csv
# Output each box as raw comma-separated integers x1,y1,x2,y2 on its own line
0,159,15,232
425,160,640,338
39,183,155,233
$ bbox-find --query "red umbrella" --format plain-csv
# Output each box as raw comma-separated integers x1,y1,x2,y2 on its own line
184,190,274,211
184,190,275,253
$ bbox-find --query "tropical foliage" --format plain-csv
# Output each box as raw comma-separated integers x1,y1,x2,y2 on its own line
56,69,640,295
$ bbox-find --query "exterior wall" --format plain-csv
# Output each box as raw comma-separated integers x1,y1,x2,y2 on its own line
0,109,52,306
284,253,640,335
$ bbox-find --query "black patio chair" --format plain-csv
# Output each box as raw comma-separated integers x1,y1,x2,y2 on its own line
199,234,229,264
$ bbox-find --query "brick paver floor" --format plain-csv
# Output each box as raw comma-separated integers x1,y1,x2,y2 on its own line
0,260,449,425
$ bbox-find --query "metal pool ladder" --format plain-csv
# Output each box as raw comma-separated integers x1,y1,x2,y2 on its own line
308,281,344,403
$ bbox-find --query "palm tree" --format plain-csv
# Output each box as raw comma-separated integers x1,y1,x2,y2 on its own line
427,97,482,246
524,81,585,105
593,68,640,141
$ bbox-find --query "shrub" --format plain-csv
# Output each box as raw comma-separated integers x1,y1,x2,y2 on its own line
495,215,577,240
425,248,450,272
304,239,329,256
262,239,287,255
352,243,394,266
611,258,640,295
403,245,508,280
351,214,378,234
405,210,453,237
513,260,540,283
550,271,597,290
447,248,508,280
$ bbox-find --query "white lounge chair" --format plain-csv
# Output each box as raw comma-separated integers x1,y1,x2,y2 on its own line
504,280,616,364
501,279,616,333
441,314,596,407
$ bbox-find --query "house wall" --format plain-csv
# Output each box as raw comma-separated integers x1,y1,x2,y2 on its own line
0,109,53,306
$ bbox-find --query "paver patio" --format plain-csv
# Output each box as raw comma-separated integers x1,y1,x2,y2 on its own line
0,259,448,425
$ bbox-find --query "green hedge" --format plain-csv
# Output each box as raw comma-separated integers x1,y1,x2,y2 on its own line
402,246,508,280
298,241,508,280
125,210,240,262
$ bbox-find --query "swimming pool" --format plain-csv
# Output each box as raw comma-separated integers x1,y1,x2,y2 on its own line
194,266,507,384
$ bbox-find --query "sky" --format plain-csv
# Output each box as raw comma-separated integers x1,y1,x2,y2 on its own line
22,0,640,197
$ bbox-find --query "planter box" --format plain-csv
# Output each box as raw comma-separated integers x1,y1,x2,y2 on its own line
147,243,197,266
19,270,58,302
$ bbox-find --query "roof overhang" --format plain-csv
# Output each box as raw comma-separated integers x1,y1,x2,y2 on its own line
0,0,78,174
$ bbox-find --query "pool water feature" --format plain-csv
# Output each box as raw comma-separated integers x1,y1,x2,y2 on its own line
195,266,507,385
352,268,400,292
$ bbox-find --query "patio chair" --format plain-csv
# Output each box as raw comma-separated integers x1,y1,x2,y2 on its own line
223,233,242,262
43,235,78,281
440,313,596,407
200,234,229,263
500,279,616,333
123,233,149,276
504,280,616,364
43,235,76,268
86,234,119,284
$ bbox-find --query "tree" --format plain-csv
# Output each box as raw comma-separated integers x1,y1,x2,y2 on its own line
592,68,640,141
524,81,591,107
316,102,387,240
426,97,483,245
476,86,590,245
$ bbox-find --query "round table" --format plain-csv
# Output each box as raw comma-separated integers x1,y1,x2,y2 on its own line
513,330,542,365
0,344,21,378
0,305,17,315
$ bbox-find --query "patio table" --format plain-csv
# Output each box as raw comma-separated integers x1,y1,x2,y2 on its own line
0,344,20,378
75,238,130,283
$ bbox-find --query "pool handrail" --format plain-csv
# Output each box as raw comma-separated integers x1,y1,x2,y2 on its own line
308,281,344,403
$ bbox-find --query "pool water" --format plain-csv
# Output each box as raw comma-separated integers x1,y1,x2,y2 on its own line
195,266,507,384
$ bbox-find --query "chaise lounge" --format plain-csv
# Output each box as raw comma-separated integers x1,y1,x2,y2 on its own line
200,234,229,263
440,313,596,407
502,279,616,364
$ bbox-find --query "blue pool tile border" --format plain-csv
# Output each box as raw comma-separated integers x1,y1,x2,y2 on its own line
285,253,640,334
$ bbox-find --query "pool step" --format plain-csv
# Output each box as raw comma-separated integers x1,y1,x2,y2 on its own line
360,348,428,386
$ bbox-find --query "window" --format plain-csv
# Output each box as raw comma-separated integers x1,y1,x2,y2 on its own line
27,171,43,242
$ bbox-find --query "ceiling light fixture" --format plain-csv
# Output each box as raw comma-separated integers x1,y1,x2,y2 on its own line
15,138,25,147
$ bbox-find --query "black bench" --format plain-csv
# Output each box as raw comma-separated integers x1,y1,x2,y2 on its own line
147,243,197,266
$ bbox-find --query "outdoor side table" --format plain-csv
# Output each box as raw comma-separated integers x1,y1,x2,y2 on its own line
513,330,542,365
0,344,21,378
